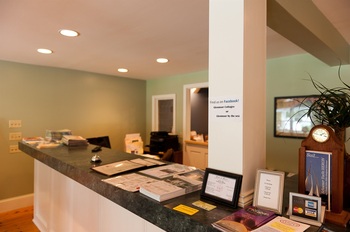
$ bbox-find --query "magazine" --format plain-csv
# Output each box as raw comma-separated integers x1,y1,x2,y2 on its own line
139,176,202,202
102,173,158,192
92,160,145,176
139,163,196,179
22,136,44,145
139,169,204,202
212,206,276,231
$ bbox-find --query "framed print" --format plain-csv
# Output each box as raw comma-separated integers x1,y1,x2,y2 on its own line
274,95,319,138
253,169,285,214
200,168,242,208
289,192,323,226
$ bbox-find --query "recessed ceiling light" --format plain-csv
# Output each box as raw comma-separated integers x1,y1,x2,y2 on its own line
59,29,79,37
118,68,128,73
37,48,53,54
156,58,169,63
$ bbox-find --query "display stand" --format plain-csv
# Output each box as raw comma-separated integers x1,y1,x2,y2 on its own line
298,125,350,227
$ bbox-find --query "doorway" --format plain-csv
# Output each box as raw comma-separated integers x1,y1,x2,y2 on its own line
183,82,208,144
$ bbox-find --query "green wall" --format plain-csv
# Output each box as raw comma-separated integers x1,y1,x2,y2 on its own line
0,60,146,200
266,53,350,173
4,53,350,200
146,70,208,146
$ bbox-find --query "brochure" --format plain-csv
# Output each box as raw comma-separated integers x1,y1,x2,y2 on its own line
305,150,331,211
102,173,158,192
139,169,204,202
92,160,145,176
139,163,196,179
251,216,310,232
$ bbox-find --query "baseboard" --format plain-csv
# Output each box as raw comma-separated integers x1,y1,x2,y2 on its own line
0,193,34,213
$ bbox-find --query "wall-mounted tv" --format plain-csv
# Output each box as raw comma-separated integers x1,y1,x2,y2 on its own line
274,95,319,138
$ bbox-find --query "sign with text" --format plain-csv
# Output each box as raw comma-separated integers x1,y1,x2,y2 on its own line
253,169,285,214
209,96,242,121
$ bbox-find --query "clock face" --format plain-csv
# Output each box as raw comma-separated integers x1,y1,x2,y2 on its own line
312,128,329,143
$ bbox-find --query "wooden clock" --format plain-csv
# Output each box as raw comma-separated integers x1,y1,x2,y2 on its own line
299,125,350,227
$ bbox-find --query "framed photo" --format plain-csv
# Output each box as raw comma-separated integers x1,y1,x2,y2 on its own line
200,168,242,208
274,95,319,138
253,169,285,214
288,192,323,226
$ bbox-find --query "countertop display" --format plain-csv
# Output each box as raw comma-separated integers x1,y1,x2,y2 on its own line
19,142,349,232
19,142,230,232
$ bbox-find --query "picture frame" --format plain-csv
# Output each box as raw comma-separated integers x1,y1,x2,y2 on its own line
253,169,285,214
274,95,319,138
288,192,323,226
200,168,242,208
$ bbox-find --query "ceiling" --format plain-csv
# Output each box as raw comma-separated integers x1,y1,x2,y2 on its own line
0,0,350,80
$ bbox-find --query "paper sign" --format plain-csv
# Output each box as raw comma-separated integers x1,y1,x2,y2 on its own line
192,200,217,211
209,96,242,121
173,204,199,215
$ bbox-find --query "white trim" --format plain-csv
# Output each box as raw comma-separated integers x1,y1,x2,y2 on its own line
182,82,208,146
152,94,176,134
0,193,34,213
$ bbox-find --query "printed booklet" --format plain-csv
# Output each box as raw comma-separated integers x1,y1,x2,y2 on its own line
139,169,204,202
212,206,276,231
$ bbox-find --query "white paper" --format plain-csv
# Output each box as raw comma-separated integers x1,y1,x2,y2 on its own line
257,172,281,210
209,96,242,121
205,173,236,201
103,173,157,192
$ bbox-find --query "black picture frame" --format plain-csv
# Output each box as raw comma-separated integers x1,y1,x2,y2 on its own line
200,168,242,208
274,95,319,139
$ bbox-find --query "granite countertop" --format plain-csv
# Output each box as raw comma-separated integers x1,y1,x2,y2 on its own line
19,142,348,232
19,142,232,232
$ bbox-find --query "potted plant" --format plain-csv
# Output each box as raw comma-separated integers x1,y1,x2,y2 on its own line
300,66,350,143
298,65,350,208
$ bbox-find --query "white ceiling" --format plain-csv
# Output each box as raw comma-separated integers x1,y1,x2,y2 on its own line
0,0,350,80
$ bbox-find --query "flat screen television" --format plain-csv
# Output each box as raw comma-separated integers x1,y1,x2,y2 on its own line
86,136,111,148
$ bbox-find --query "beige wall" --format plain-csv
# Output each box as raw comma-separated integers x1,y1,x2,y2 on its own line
4,52,349,201
0,60,146,200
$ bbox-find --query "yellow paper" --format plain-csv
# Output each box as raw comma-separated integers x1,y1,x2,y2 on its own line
173,204,199,215
192,200,217,211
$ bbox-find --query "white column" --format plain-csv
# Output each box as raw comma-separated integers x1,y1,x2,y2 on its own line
208,0,266,206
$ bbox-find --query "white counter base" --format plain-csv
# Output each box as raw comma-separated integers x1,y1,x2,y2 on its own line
33,160,165,232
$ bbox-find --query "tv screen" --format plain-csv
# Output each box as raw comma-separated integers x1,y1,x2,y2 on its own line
86,136,111,148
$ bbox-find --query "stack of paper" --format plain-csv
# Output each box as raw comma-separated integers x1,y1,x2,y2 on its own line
139,169,204,202
62,135,88,146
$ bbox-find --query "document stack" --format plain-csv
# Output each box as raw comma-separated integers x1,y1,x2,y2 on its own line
62,135,88,147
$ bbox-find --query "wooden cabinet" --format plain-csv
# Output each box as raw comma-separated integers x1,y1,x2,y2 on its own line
184,141,208,169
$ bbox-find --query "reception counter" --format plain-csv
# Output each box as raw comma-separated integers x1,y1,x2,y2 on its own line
19,142,231,232
19,142,346,232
